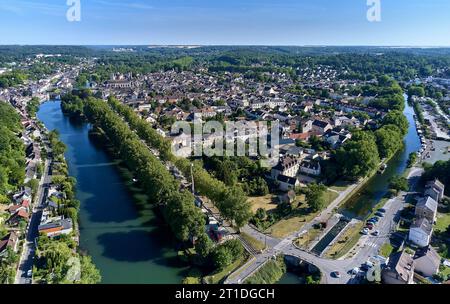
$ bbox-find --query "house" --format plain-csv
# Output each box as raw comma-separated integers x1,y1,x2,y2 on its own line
0,232,19,257
382,250,415,284
409,218,433,248
271,156,300,180
413,246,441,277
311,120,332,136
425,180,445,202
277,175,300,192
299,160,321,176
415,196,438,223
323,129,352,149
278,190,296,205
38,217,73,238
6,209,29,226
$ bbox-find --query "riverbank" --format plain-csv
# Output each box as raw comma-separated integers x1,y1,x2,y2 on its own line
37,101,188,283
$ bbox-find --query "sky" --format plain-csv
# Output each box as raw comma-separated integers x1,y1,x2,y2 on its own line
0,0,449,46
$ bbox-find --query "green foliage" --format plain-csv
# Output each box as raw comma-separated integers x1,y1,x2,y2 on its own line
375,124,403,159
382,111,409,136
245,256,286,284
219,187,252,230
305,183,327,212
389,175,409,193
79,256,101,284
83,98,205,241
26,97,40,117
336,131,380,180
407,152,418,168
422,159,450,196
0,70,27,88
212,239,244,270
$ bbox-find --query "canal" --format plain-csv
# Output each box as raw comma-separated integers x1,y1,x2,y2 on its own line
37,101,187,284
340,95,422,219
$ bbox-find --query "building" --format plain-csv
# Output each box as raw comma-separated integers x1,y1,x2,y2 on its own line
415,196,438,223
271,156,300,180
311,120,332,136
409,218,433,248
382,250,415,284
425,180,445,203
6,209,29,226
413,246,441,277
38,218,73,238
0,232,19,257
299,160,321,176
277,175,300,192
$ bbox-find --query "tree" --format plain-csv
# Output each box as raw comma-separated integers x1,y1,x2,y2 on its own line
217,159,238,186
219,187,252,230
79,256,101,284
212,245,234,270
336,131,380,180
382,111,409,136
195,233,214,259
255,208,267,221
305,183,327,212
389,175,409,193
211,239,243,270
374,125,403,159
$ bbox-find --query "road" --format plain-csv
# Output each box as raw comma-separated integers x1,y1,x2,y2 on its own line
226,167,424,284
15,157,52,284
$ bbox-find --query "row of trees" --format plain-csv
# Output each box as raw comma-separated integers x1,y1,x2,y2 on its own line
107,96,173,161
326,97,409,181
82,98,206,242
105,96,253,229
0,102,25,204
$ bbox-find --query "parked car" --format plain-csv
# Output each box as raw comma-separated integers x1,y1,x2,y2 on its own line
331,271,341,278
350,267,360,275
372,230,380,236
375,212,384,217
361,228,369,235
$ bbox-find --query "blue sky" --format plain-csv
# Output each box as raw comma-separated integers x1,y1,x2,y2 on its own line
0,0,449,45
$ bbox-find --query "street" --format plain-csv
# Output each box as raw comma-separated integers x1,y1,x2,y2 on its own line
15,158,51,284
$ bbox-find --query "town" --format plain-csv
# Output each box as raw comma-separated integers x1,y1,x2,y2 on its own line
1,45,450,286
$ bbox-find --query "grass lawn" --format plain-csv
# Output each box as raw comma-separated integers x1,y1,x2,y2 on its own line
203,255,249,284
240,232,266,252
380,242,394,258
266,190,338,239
435,213,450,233
324,221,365,259
248,195,278,213
268,215,313,238
294,227,323,249
440,266,450,278
329,180,352,192
323,190,339,206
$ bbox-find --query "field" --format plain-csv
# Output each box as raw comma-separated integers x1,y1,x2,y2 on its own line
203,255,250,284
267,190,338,239
435,212,450,233
248,195,278,213
380,242,394,258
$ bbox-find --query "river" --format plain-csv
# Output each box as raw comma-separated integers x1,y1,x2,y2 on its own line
340,95,422,219
37,101,187,284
